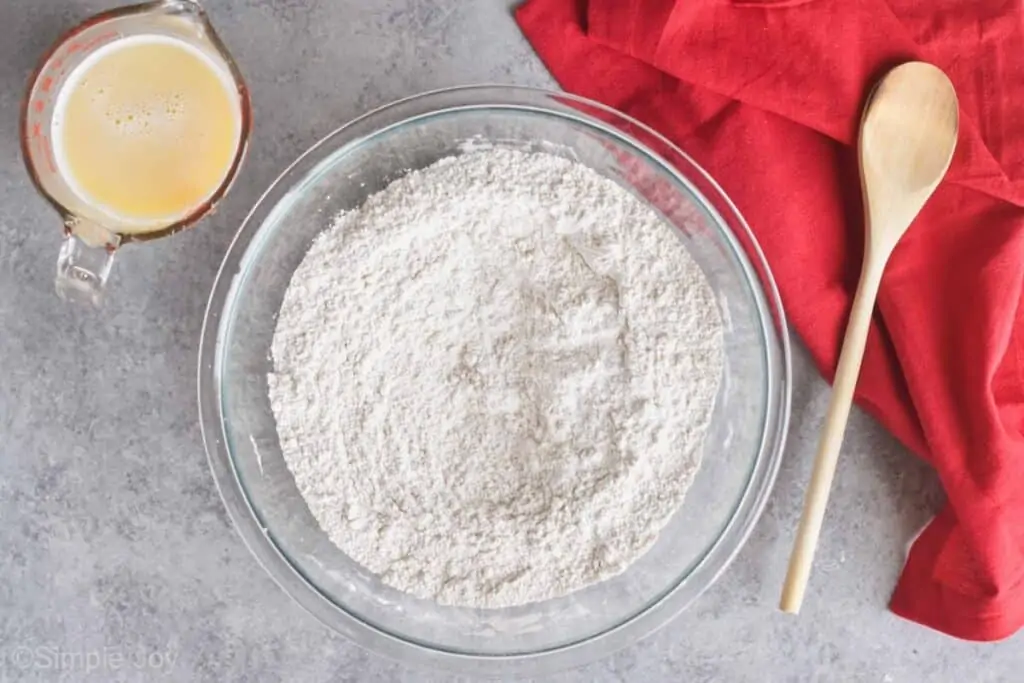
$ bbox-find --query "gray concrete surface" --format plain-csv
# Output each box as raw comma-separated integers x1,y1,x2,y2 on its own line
1,1,1022,681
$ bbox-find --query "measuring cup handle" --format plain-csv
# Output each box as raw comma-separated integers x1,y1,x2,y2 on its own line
55,228,121,306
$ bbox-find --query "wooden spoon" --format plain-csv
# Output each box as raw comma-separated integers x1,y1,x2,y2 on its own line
780,62,959,614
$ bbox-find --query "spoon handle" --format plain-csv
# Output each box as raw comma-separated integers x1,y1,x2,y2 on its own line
780,259,885,613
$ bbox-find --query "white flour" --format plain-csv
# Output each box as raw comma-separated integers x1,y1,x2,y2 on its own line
268,149,724,608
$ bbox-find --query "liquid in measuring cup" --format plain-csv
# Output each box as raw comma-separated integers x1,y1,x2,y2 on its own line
51,34,242,229
22,0,250,306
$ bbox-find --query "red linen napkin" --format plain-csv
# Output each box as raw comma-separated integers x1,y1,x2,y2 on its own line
516,0,1024,640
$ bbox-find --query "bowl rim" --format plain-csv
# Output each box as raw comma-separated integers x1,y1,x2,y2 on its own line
197,84,792,676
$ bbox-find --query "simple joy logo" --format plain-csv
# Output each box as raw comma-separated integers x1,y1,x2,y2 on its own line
2,644,176,675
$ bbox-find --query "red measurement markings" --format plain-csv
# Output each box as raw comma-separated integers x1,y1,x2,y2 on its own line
45,30,118,87
39,134,56,174
78,30,117,54
33,100,44,113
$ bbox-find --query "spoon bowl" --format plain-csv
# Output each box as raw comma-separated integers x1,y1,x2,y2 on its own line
860,62,960,250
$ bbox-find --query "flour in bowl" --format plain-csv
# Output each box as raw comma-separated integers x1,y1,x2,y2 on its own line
268,148,725,608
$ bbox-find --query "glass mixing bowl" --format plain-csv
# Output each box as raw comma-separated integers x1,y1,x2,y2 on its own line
198,86,791,675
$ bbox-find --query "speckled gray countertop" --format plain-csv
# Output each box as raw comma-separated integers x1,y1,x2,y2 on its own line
1,1,1022,681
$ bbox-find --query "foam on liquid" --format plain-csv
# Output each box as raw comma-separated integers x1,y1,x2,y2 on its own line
52,35,242,231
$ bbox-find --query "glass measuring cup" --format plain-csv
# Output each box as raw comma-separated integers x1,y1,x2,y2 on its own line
20,0,252,305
